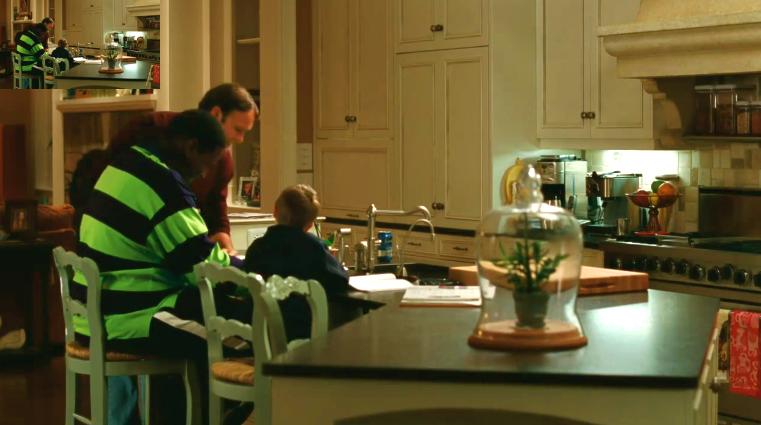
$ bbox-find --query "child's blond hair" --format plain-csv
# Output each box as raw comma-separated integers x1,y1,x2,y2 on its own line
274,184,320,229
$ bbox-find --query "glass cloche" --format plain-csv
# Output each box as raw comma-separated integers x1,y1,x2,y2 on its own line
468,164,587,351
100,32,124,74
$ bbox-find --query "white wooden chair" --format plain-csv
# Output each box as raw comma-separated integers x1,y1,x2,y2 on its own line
40,53,69,88
53,247,202,425
195,263,328,425
11,51,35,89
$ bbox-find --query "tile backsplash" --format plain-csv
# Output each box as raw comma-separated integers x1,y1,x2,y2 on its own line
587,143,761,233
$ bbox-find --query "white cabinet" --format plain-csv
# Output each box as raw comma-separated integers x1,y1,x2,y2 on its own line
313,0,393,140
313,139,395,220
394,0,489,53
537,0,653,145
64,0,104,46
81,9,104,46
112,0,137,30
397,47,489,230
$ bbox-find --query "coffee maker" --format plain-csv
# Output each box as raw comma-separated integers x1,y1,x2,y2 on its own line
534,155,588,219
585,172,641,230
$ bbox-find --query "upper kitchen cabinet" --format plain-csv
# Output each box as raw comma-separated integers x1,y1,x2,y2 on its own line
537,0,654,148
397,47,489,230
313,0,393,140
394,0,489,53
112,0,138,31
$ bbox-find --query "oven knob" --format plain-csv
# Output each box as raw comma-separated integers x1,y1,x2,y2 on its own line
721,264,735,281
646,257,661,272
632,257,647,272
675,260,690,275
707,267,721,283
662,258,676,274
734,269,750,286
689,265,705,281
755,273,761,288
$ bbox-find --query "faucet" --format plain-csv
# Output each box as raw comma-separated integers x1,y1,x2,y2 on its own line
397,218,436,278
359,204,432,274
334,228,352,268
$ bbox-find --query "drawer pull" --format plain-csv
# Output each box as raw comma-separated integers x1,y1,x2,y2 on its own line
407,242,422,247
346,213,360,218
430,24,444,32
453,246,469,252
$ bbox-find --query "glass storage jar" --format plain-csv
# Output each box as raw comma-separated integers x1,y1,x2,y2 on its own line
751,101,761,136
736,101,751,135
469,165,587,351
714,84,737,135
694,85,714,135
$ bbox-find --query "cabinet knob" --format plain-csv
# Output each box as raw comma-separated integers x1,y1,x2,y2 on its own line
344,115,357,123
431,202,445,210
430,24,444,32
588,111,596,119
580,112,588,119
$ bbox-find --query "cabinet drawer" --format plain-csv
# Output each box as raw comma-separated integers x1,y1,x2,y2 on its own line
398,234,436,255
438,238,475,259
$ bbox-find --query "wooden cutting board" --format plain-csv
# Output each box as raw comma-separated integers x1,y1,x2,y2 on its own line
448,265,648,296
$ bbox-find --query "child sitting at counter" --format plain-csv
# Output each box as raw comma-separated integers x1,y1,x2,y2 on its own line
244,184,348,339
51,38,76,69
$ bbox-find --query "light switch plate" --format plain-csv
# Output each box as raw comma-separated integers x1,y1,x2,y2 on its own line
297,143,313,171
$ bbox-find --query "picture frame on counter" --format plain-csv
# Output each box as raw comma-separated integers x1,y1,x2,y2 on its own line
238,177,257,204
3,199,37,241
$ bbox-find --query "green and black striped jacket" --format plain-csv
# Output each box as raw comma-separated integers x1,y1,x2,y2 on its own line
15,29,45,72
73,145,232,341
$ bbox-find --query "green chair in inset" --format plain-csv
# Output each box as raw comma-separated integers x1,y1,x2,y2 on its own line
11,51,35,89
195,263,329,425
53,247,202,425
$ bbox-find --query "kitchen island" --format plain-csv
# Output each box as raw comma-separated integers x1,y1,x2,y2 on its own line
56,61,156,90
264,289,720,424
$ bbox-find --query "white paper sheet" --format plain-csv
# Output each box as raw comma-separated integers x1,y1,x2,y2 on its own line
401,286,482,307
348,273,413,292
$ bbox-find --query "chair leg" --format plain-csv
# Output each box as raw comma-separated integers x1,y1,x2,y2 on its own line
90,373,108,425
183,361,202,425
140,375,150,425
208,391,223,425
65,369,76,425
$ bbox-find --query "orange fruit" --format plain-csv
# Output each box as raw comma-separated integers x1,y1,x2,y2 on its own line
656,181,677,198
631,189,651,207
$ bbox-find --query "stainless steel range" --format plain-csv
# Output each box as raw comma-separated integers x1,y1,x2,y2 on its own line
599,187,761,424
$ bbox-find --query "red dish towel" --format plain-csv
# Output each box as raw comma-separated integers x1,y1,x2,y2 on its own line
729,310,761,399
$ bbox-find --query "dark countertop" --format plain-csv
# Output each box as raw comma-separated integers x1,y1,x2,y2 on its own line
264,289,719,388
57,61,151,82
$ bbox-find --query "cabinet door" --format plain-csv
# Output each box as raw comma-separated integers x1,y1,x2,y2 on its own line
81,10,103,47
589,0,653,139
395,0,488,53
537,0,589,139
112,0,136,30
438,0,489,50
353,0,393,139
397,52,437,216
314,0,353,139
313,140,394,219
66,0,83,31
438,47,489,229
395,0,436,52
82,0,102,11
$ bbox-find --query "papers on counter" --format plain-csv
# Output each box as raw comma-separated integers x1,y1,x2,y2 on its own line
348,273,413,292
400,286,482,307
228,212,273,219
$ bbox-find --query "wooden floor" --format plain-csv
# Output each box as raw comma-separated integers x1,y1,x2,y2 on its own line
0,355,68,425
0,354,255,424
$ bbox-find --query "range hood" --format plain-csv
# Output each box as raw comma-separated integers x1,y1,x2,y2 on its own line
126,0,159,17
600,0,761,78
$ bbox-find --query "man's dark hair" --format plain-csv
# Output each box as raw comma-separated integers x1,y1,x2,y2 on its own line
30,23,48,36
167,109,227,152
41,17,54,25
198,83,257,118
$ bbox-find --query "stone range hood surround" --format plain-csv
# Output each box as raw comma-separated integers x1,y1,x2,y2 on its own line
599,1,761,79
126,0,160,17
598,1,761,148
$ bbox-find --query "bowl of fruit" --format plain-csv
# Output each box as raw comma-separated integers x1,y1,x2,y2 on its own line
626,180,679,235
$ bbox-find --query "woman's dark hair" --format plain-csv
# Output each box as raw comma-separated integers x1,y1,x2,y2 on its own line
197,83,257,118
41,17,55,25
167,109,227,153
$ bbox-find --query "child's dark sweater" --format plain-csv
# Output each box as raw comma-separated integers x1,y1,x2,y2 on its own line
244,224,349,339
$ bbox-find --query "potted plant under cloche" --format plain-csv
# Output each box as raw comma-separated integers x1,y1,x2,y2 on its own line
469,164,587,351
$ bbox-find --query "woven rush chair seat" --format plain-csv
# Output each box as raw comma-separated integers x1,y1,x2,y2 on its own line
211,357,255,385
65,340,155,362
